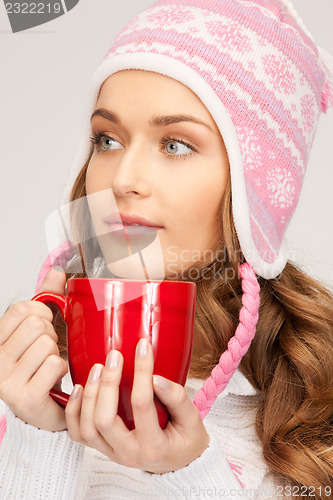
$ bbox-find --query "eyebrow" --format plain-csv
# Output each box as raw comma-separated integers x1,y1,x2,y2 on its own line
90,108,214,132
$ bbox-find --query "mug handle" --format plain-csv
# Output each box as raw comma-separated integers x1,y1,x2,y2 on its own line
32,292,70,407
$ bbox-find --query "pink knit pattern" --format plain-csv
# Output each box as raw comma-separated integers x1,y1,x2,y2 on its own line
193,262,260,419
227,460,245,488
35,240,73,293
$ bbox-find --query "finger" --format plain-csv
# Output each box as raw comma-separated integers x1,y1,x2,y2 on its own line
94,351,129,446
66,383,122,463
0,301,54,345
2,315,58,364
79,364,117,458
131,339,163,446
0,349,66,414
65,385,86,443
29,353,68,396
1,354,68,432
38,267,66,294
14,334,60,385
80,364,103,441
38,267,67,325
152,375,200,430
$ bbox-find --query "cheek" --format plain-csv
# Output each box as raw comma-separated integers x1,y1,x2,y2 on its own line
86,160,110,194
176,173,226,227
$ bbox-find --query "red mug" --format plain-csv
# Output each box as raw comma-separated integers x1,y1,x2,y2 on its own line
32,278,196,430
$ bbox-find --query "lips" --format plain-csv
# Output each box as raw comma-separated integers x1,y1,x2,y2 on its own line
104,212,164,239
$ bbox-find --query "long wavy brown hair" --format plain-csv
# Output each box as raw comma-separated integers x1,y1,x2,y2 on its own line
55,153,333,498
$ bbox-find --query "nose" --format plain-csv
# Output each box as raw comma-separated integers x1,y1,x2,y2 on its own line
111,140,151,198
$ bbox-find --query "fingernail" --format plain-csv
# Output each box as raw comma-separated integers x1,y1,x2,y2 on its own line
106,350,120,369
137,338,149,357
153,375,170,391
89,364,103,382
70,385,81,400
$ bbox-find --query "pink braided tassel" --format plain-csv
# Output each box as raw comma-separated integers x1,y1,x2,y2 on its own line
0,415,7,447
321,80,333,113
318,46,333,113
193,262,260,419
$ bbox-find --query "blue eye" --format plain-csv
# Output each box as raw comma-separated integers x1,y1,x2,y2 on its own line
90,132,123,153
90,131,196,159
165,141,192,155
101,136,121,150
160,136,196,159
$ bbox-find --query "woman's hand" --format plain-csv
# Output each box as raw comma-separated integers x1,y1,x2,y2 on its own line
65,339,210,473
0,268,68,431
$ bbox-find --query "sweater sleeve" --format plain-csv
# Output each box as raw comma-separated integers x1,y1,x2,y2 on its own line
139,434,252,499
0,406,84,500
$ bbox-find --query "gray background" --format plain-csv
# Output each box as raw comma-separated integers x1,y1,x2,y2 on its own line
0,0,332,315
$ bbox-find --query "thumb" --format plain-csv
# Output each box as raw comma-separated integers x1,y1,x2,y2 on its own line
152,376,196,427
38,266,66,295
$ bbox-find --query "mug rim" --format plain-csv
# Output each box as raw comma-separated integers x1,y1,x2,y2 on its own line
67,277,196,286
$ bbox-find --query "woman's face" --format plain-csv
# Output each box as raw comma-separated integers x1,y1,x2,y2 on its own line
86,70,229,279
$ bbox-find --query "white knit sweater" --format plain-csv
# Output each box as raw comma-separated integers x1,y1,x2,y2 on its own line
0,369,280,499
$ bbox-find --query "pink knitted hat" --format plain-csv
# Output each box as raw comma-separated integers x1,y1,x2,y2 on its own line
36,0,332,421
63,0,333,281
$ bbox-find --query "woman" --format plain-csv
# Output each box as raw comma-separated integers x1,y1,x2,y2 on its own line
0,0,332,498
